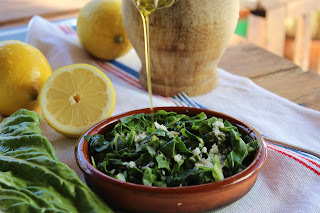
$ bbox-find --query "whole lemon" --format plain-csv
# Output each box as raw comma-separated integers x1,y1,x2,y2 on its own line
77,0,132,60
0,40,52,116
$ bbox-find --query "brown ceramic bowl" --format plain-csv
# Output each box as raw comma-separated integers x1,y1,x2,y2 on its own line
75,107,267,213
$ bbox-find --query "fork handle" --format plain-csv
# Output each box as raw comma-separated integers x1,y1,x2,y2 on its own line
263,136,320,158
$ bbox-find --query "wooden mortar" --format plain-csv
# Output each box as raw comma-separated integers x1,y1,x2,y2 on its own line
122,0,239,96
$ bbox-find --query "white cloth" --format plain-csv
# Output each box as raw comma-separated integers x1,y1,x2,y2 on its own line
25,16,320,213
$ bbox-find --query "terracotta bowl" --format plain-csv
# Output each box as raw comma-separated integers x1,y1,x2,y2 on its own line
75,107,267,213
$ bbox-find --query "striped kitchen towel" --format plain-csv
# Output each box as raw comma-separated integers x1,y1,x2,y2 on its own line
26,15,320,213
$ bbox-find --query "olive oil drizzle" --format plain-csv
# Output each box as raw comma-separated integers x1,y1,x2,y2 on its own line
132,0,176,126
140,12,154,114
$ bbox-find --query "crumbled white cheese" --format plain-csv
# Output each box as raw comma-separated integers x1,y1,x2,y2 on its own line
210,144,219,154
202,147,207,153
122,161,136,168
174,154,183,163
167,131,179,138
141,162,155,170
218,154,226,168
134,131,147,142
213,127,221,136
170,131,179,137
213,120,224,128
115,173,126,182
194,157,214,170
154,121,168,132
212,120,225,137
192,147,201,156
194,163,201,170
201,157,214,167
193,146,217,170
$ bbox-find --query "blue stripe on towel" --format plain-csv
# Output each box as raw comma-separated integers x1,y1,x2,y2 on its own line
109,60,140,79
267,141,320,162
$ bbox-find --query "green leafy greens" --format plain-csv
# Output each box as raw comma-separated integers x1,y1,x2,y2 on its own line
0,109,113,212
86,110,259,187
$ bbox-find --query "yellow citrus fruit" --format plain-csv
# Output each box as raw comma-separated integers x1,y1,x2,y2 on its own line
0,40,52,116
77,0,132,60
39,63,116,138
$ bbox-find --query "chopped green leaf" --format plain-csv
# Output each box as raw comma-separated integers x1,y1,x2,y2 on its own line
142,167,156,186
156,153,171,170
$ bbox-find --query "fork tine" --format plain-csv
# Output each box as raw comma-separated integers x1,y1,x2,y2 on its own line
172,92,206,109
177,93,192,108
182,92,207,109
172,96,183,107
172,95,187,107
181,92,200,108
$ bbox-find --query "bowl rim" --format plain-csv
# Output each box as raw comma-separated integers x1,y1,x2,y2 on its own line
75,107,267,194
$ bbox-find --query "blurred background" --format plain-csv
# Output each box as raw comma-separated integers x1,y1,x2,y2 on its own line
0,0,319,73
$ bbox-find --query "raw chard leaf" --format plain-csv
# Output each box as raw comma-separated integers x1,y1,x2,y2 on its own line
0,109,113,212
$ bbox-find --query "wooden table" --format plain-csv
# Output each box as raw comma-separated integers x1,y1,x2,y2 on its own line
1,0,319,112
0,0,89,29
220,36,320,111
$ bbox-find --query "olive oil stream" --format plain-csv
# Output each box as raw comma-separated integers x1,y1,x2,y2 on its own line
131,0,175,118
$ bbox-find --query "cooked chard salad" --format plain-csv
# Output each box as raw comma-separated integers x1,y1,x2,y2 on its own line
85,110,259,187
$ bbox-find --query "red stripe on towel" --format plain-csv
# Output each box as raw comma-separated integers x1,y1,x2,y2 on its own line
267,144,320,176
267,142,320,168
95,60,145,90
58,25,69,34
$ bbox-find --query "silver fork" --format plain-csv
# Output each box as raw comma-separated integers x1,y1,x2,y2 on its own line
172,92,320,159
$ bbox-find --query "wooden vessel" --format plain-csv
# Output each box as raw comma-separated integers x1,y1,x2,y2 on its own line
122,0,239,96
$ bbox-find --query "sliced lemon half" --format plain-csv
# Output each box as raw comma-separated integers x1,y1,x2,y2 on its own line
40,63,116,138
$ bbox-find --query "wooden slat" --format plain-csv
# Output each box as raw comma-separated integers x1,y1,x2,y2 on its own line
318,50,320,74
293,14,312,71
259,0,287,9
247,14,266,48
248,0,320,73
287,0,320,18
265,5,286,56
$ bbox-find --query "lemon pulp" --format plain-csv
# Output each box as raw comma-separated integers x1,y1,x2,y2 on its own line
40,64,116,137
